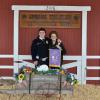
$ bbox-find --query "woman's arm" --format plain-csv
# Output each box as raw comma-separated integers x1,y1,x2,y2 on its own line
56,39,66,54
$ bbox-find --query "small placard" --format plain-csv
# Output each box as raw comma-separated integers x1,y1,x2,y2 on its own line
49,49,61,68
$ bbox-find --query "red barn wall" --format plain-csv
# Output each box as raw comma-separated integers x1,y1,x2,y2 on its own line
0,0,100,84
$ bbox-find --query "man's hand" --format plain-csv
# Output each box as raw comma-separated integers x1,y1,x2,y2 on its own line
33,60,38,66
42,57,48,61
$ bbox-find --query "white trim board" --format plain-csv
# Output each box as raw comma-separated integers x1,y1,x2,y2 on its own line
0,55,13,58
0,65,100,70
86,77,100,80
1,55,100,59
0,66,13,69
87,56,100,59
87,66,100,70
18,55,81,60
12,5,91,11
0,77,15,80
62,61,81,69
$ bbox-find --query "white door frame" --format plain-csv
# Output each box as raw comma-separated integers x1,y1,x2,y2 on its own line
12,5,91,84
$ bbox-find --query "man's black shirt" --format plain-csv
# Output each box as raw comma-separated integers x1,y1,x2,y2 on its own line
31,37,50,65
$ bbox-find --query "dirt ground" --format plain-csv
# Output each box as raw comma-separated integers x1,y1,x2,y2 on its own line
0,79,100,100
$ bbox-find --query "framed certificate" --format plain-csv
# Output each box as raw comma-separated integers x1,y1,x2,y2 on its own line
49,49,61,68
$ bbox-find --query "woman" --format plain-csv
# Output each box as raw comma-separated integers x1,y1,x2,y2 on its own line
49,31,66,67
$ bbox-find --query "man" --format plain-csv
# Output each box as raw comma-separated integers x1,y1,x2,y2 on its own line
31,28,49,66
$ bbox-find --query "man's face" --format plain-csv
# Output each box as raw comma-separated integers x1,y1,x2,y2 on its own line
39,30,46,39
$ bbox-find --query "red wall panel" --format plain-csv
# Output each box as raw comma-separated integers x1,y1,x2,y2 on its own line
87,59,100,66
0,69,13,76
67,67,77,74
0,58,13,65
0,2,13,54
87,80,100,85
19,10,81,55
87,70,100,77
19,27,81,55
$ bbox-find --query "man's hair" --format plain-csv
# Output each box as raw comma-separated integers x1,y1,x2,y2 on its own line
38,28,46,33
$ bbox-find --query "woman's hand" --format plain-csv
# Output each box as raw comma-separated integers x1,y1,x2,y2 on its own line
57,39,62,45
56,45,62,50
56,39,62,50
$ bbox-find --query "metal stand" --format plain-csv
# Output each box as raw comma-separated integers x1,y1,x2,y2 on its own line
29,73,31,94
59,74,62,95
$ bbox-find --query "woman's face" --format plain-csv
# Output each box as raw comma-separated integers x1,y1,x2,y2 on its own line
51,33,57,41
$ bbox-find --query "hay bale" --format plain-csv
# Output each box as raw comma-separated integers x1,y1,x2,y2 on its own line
0,84,100,100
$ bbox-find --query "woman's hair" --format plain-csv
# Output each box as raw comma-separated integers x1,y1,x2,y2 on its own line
49,31,58,38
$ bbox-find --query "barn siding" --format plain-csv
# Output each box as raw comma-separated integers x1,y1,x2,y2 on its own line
0,0,100,84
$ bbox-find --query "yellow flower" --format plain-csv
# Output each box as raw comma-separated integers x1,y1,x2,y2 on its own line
60,70,65,75
18,73,25,80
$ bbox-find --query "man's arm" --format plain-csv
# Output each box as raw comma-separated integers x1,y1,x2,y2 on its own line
31,40,38,65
